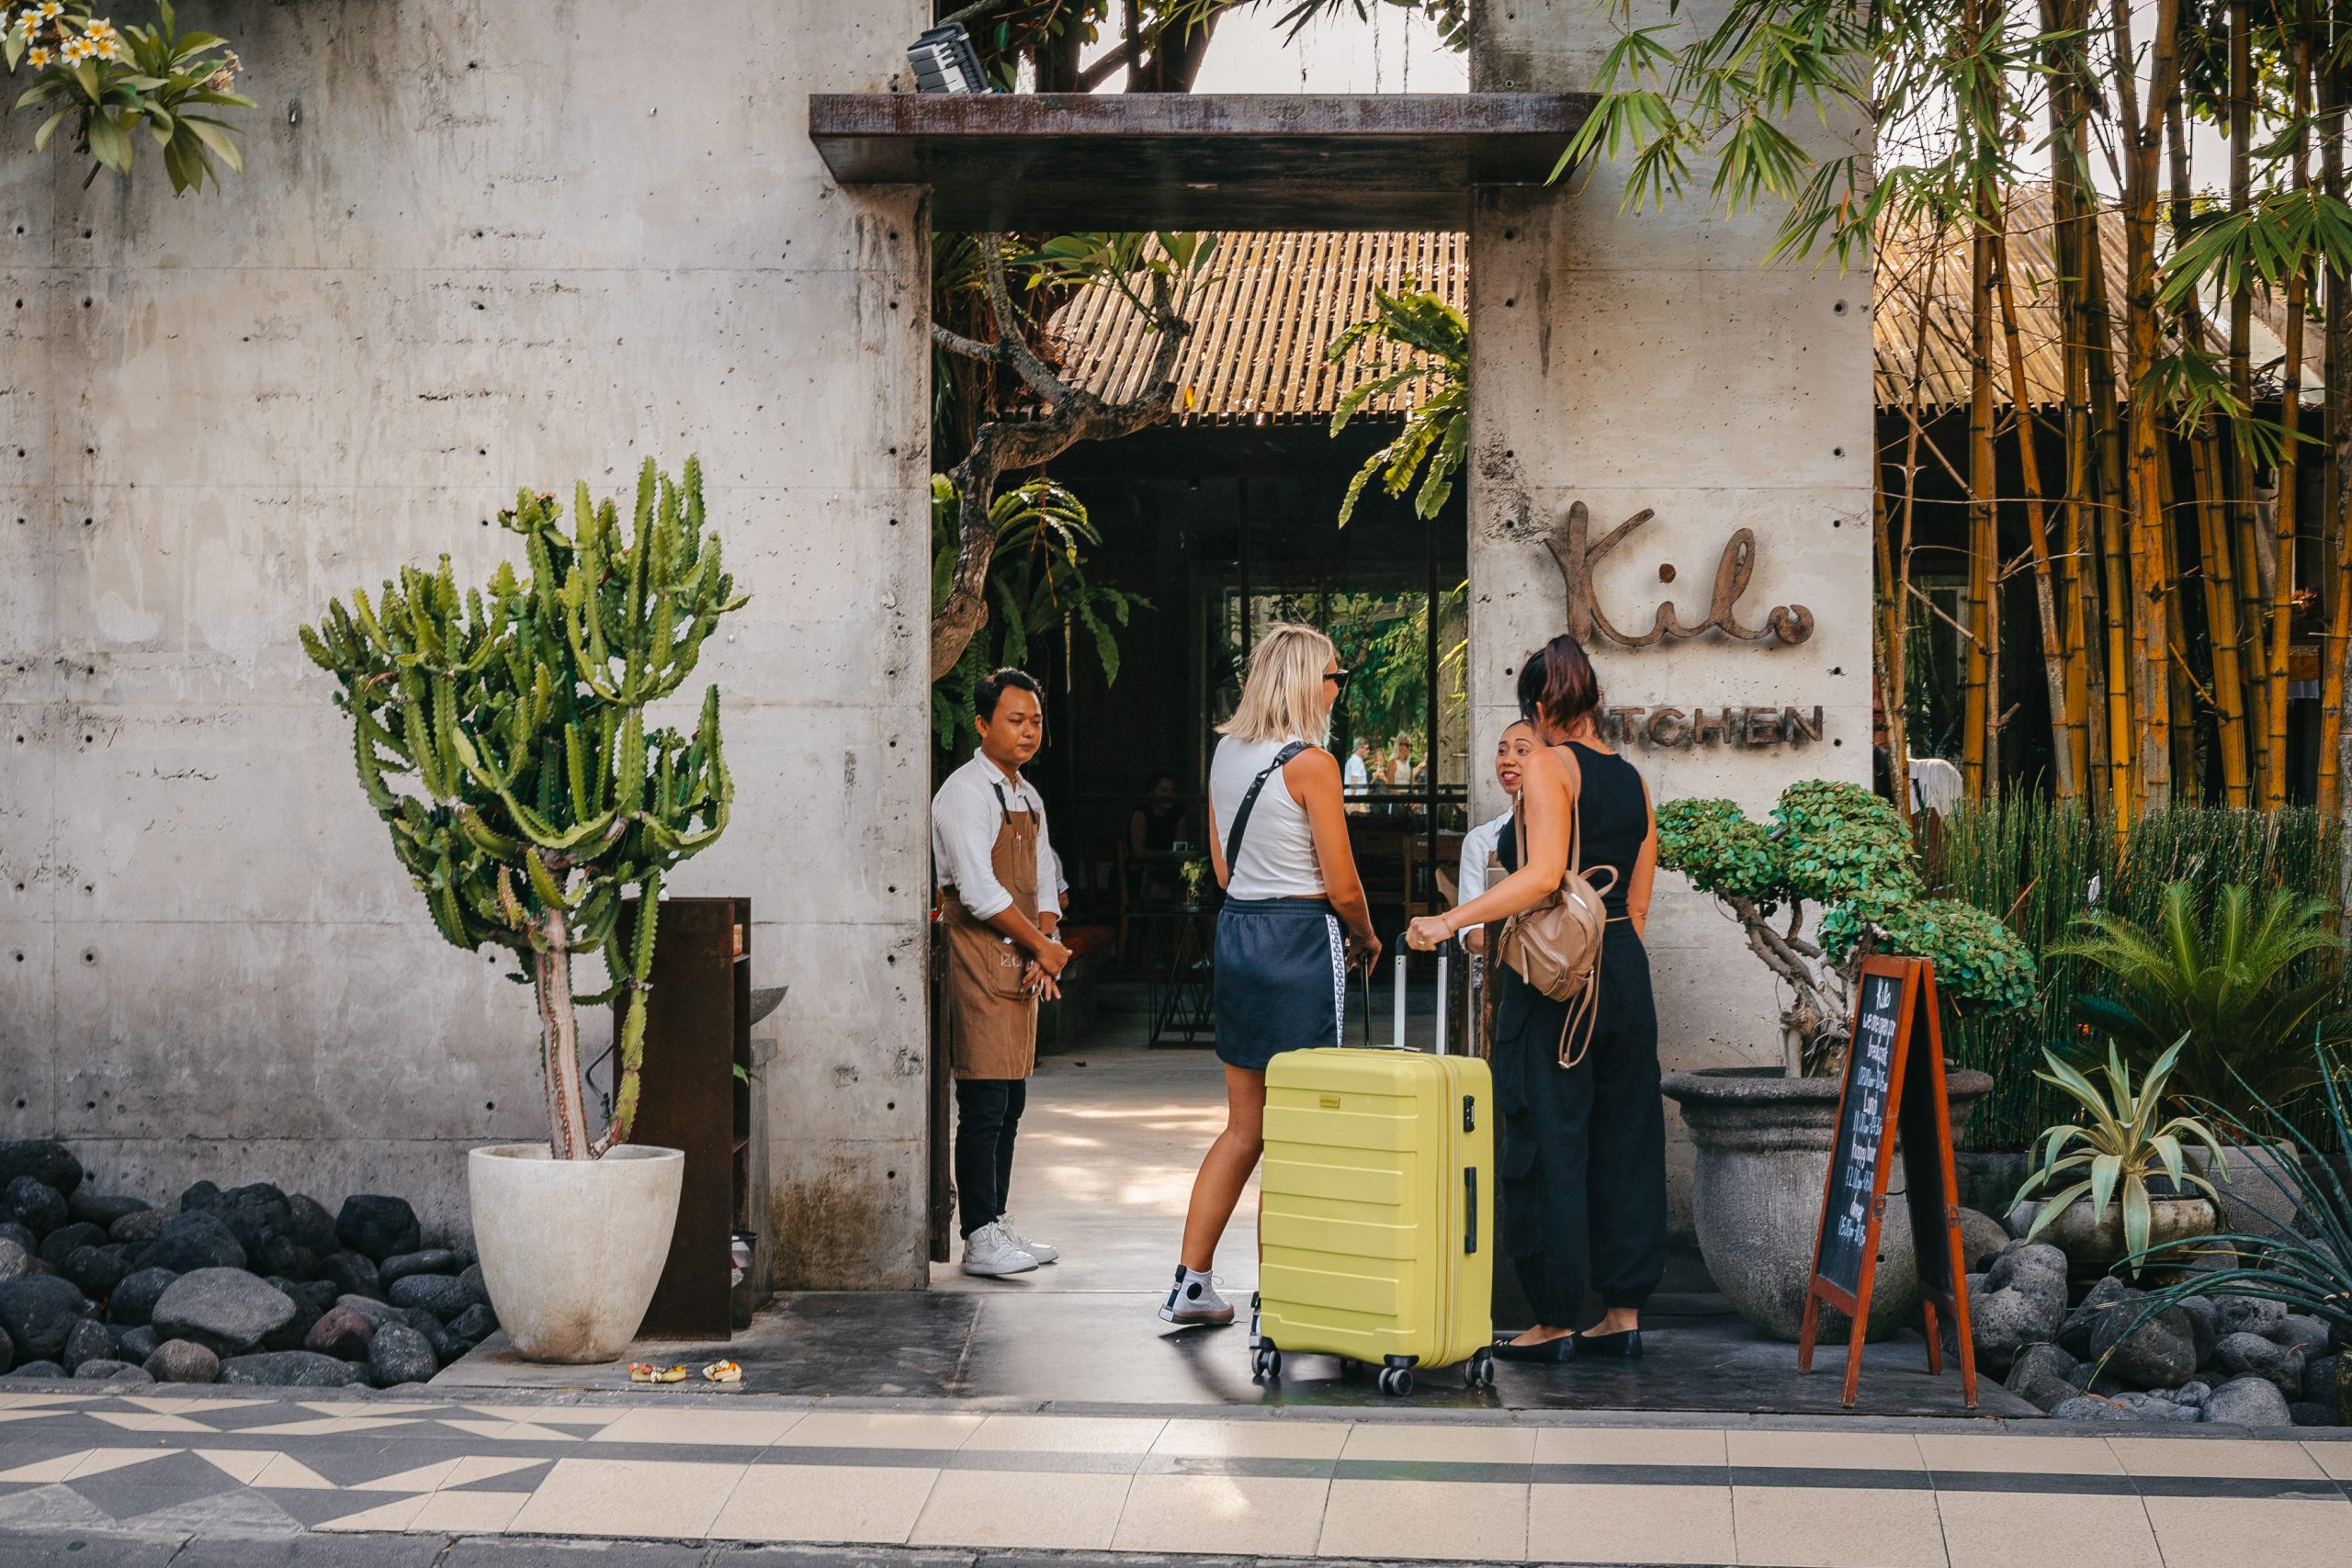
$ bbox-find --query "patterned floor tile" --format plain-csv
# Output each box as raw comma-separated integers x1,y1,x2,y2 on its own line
112,1487,306,1536
190,1449,277,1484
409,1489,532,1533
440,1456,548,1490
313,1495,432,1533
0,1481,119,1529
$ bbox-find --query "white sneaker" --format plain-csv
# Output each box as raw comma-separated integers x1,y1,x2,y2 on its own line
1159,1265,1235,1325
961,1221,1039,1278
998,1213,1057,1264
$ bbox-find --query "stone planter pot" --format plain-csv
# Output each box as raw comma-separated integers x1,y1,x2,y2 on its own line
2022,1190,2218,1281
2188,1142,2305,1243
1661,1066,1991,1343
468,1143,684,1364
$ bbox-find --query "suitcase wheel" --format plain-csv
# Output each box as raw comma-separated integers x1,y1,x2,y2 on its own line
1376,1364,1414,1397
1463,1347,1496,1390
1251,1341,1283,1382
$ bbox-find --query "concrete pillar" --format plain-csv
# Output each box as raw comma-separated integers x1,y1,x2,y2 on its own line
0,2,934,1285
1468,3,1875,1239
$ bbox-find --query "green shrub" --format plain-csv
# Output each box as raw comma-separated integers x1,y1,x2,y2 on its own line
1658,780,2036,1075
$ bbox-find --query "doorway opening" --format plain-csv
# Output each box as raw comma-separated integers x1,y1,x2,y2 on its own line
926,231,1471,1309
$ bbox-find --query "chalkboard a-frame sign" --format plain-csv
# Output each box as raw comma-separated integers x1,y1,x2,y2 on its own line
1796,954,1980,1408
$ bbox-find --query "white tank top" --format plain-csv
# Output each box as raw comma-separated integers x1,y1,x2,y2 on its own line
1210,735,1326,900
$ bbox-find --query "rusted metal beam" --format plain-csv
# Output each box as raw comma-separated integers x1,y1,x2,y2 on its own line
808,92,1592,231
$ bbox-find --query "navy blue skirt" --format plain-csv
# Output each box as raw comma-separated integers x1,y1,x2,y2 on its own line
1213,897,1344,1070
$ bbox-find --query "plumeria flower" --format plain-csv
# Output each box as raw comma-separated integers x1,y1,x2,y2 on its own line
80,17,119,58
34,2,62,24
220,48,239,73
58,33,86,63
25,43,48,66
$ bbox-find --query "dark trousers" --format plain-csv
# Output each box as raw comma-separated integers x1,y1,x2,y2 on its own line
1495,927,1667,1325
954,1077,1027,1239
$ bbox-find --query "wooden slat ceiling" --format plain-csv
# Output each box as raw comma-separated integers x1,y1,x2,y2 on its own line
1047,189,2320,425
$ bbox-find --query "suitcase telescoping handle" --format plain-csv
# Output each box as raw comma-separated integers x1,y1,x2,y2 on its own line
1384,947,1450,1054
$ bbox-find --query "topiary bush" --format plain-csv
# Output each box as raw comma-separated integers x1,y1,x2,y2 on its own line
1658,781,2036,1076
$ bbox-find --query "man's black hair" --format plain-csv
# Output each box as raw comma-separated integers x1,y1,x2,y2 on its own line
976,667,1044,722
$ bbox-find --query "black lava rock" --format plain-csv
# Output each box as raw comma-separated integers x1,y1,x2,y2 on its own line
252,1236,317,1281
4,1360,66,1380
109,1209,167,1248
2059,1276,2131,1359
315,1251,383,1301
260,1278,332,1353
136,1211,246,1275
0,1276,91,1359
219,1349,367,1388
304,1304,375,1359
2,1177,68,1240
177,1180,222,1213
144,1339,220,1384
62,1244,128,1303
73,1359,149,1382
66,1192,147,1229
37,1223,107,1268
282,1194,340,1258
0,1223,34,1258
214,1184,292,1257
445,1303,497,1350
2089,1294,2199,1389
334,1195,420,1263
116,1325,159,1363
389,1272,475,1322
403,1307,453,1364
334,1293,408,1334
60,1316,118,1372
0,1322,12,1374
0,1238,30,1284
2208,1373,2295,1426
367,1322,439,1388
152,1268,296,1357
109,1267,176,1327
0,1142,82,1200
379,1249,461,1288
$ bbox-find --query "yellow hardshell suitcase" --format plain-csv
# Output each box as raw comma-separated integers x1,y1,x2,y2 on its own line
1252,959,1496,1395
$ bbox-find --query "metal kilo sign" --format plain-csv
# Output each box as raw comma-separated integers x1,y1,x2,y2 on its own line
1796,954,1979,1408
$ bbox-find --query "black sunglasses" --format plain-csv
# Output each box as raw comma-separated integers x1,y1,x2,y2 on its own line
1325,668,1352,693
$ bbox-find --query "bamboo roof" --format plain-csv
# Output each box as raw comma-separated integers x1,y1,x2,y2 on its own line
1873,184,2322,411
1049,195,2320,423
1047,231,1465,426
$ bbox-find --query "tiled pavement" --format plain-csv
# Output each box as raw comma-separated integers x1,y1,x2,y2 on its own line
3,1387,2351,1565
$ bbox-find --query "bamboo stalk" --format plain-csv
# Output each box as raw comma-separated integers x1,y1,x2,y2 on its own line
2114,0,2180,809
2327,40,2352,821
2168,94,2252,806
2231,0,2266,800
1965,189,1998,799
1993,216,2077,796
2267,6,2314,808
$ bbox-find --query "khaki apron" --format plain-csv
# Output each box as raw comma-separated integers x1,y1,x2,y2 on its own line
941,782,1042,1081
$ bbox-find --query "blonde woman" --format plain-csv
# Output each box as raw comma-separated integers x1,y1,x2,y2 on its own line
1160,624,1379,1326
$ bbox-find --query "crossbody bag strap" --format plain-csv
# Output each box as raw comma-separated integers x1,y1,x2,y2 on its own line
1222,740,1309,878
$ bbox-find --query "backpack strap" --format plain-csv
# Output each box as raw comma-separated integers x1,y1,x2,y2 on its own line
1223,740,1309,879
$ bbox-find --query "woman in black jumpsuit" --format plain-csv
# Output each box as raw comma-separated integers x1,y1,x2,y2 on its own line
1404,634,1665,1362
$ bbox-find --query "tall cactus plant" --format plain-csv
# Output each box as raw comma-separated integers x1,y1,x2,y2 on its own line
301,457,748,1159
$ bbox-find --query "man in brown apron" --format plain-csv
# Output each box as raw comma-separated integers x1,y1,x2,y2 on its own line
931,669,1068,1277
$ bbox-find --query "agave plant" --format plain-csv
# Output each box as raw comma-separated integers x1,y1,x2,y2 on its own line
2016,1039,2229,1261
2054,881,2346,1122
2101,1037,2352,1418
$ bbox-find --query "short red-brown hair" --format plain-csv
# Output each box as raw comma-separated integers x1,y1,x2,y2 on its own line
1517,634,1600,730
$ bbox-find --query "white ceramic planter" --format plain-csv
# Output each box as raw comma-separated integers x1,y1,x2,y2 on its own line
468,1143,684,1364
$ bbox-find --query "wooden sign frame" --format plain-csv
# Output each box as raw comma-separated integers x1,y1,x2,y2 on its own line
1796,954,1980,1408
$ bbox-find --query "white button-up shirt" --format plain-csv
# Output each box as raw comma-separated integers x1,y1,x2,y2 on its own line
1456,809,1513,905
932,751,1057,923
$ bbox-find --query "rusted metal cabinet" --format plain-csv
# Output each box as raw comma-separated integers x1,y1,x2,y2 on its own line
615,896,756,1341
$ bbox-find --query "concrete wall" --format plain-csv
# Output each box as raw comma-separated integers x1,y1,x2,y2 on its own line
1467,2,1876,1239
1,2,936,1285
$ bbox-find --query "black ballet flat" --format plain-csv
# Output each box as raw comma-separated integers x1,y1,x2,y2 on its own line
1491,1333,1577,1364
1568,1329,1644,1362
